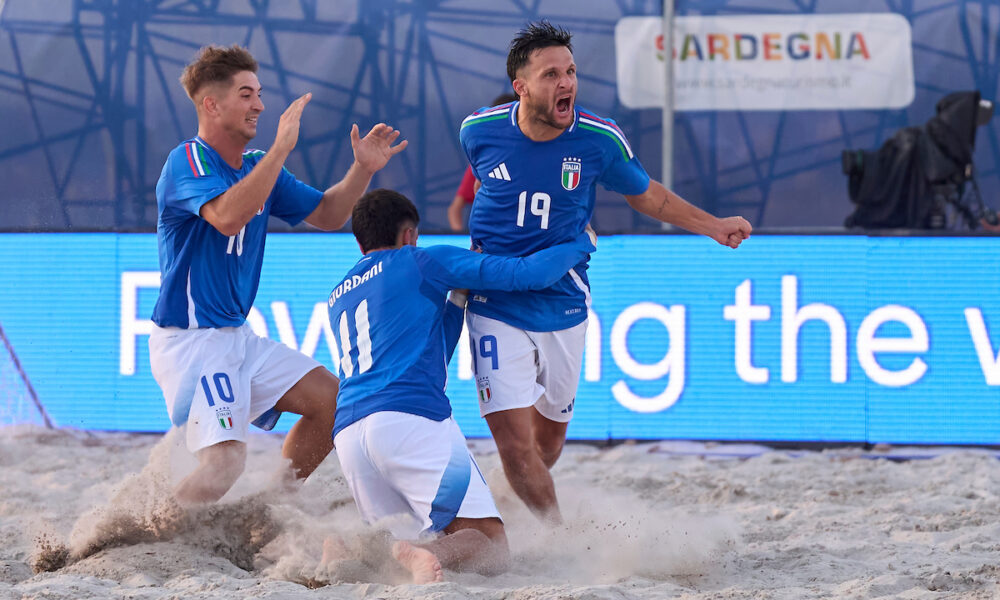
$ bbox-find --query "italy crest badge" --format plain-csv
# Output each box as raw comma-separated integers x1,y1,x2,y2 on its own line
561,157,581,191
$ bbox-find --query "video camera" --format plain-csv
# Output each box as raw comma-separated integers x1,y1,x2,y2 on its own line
843,91,995,230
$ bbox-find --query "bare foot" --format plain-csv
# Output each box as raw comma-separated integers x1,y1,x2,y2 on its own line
321,535,349,565
391,541,443,584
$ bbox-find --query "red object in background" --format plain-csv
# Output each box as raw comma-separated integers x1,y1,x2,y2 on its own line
457,165,476,205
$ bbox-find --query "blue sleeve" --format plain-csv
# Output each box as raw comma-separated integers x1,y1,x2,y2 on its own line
442,300,465,365
162,146,230,219
597,121,651,196
270,165,324,226
415,233,596,292
459,116,485,182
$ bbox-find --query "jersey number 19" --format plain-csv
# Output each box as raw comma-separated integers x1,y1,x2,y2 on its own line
517,191,550,229
334,299,373,378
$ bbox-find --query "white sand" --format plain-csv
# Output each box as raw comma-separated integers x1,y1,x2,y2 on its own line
1,425,999,599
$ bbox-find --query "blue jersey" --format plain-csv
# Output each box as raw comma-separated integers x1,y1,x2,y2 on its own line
152,137,323,328
460,101,651,331
328,236,592,437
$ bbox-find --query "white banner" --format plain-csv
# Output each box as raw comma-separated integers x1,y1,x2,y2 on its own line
615,14,914,111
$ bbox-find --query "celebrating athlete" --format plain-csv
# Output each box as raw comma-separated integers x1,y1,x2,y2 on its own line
459,21,752,523
149,44,406,505
325,188,594,582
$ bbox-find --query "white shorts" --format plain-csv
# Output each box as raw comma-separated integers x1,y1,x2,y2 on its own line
466,312,586,423
148,323,322,453
333,411,500,540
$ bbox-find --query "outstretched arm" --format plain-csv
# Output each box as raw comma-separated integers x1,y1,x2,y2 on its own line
304,123,408,230
200,93,312,236
626,179,752,249
422,232,595,294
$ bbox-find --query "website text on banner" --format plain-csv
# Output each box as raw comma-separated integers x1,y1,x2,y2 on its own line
616,14,915,111
1,234,998,444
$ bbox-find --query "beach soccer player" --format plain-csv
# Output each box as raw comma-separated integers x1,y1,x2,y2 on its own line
459,21,753,523
148,44,406,505
324,188,595,582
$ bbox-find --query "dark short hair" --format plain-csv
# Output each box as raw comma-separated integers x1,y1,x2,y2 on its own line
492,92,518,106
506,21,573,82
352,189,420,253
180,44,258,100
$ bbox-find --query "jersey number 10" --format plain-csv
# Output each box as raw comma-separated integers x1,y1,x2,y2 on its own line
335,299,373,378
517,191,551,229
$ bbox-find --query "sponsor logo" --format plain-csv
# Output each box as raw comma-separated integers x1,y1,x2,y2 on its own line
561,157,582,191
616,14,914,111
657,31,871,63
472,294,488,303
488,163,512,181
561,400,574,414
216,407,234,430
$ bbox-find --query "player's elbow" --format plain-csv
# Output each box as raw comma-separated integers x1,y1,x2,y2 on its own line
307,212,348,232
207,216,244,237
200,205,244,237
306,201,350,231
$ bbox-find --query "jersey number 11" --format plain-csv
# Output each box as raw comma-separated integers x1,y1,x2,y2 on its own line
335,299,373,378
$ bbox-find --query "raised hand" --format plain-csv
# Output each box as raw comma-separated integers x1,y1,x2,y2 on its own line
715,216,752,249
352,123,408,174
272,93,312,156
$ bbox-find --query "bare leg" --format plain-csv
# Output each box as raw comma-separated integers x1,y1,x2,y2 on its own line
433,517,509,576
395,517,509,583
273,367,338,479
486,407,562,524
532,407,568,469
174,440,247,505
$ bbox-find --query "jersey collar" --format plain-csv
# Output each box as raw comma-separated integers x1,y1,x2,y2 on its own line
509,101,580,135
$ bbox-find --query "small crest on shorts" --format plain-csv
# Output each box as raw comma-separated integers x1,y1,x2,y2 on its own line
216,407,234,430
476,376,492,404
561,157,582,191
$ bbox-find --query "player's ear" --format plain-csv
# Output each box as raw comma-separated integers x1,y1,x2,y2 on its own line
400,226,418,247
512,78,527,98
201,93,217,116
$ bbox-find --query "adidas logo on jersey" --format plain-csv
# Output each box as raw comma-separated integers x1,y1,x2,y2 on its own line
487,163,511,181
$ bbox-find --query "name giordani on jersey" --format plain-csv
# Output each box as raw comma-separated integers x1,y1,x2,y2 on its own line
329,260,383,306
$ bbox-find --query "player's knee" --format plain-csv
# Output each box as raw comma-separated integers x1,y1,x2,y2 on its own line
480,526,511,576
534,438,564,469
446,521,510,576
295,370,338,427
497,442,537,477
477,539,510,576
